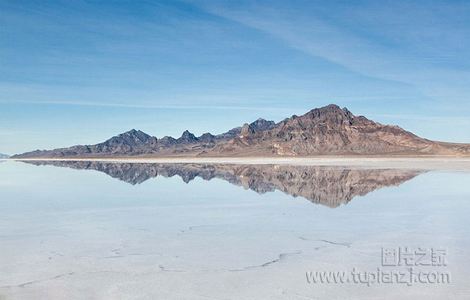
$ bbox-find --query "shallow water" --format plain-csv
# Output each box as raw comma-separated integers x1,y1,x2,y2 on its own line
0,160,469,299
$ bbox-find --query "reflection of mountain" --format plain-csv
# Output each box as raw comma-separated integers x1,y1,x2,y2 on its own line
26,161,423,207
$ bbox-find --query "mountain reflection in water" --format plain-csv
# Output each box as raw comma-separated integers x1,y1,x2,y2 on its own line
25,161,423,208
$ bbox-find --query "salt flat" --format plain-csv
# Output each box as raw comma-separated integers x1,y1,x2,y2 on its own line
10,156,470,171
1,160,470,299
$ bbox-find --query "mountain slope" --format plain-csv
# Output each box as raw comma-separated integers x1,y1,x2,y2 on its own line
13,104,470,158
209,104,449,156
0,153,9,159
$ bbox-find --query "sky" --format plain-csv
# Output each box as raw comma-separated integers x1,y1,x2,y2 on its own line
1,0,470,154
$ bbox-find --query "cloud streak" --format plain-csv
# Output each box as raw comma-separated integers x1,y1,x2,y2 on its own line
0,99,289,112
191,0,470,104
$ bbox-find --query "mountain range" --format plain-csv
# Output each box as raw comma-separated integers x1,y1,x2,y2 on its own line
0,153,9,159
24,161,422,207
12,104,470,158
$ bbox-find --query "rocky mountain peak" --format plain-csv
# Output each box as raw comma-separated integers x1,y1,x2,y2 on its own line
240,123,255,137
249,118,276,131
108,129,155,146
120,129,150,138
238,118,276,138
199,133,215,143
307,104,347,115
178,130,198,143
158,136,176,146
301,104,355,126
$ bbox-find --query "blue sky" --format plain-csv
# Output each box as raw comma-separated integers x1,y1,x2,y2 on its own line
1,0,470,154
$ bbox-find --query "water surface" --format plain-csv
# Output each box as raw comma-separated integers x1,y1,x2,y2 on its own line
0,160,469,299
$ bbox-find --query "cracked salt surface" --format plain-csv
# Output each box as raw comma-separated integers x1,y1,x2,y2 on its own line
1,272,75,289
1,161,470,299
228,251,302,272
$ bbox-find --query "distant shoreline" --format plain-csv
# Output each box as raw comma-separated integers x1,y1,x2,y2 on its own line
6,156,470,171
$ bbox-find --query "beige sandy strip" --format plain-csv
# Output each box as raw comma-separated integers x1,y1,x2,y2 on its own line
6,156,470,171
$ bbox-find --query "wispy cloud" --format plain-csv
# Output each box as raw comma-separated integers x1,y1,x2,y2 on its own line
190,0,470,104
0,99,289,112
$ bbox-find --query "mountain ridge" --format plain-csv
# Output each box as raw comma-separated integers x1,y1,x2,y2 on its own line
12,104,470,158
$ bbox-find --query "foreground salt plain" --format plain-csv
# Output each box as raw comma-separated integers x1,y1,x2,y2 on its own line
0,160,470,299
